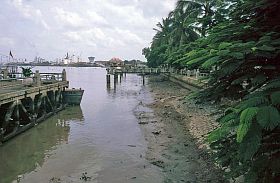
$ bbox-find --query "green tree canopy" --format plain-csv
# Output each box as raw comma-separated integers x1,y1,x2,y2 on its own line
143,0,280,181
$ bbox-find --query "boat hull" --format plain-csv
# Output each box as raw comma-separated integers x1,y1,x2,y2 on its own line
63,89,84,105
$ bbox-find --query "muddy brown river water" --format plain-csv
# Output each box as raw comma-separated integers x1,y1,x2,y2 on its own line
0,67,163,183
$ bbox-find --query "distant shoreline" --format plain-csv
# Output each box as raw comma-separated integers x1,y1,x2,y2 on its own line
6,63,105,68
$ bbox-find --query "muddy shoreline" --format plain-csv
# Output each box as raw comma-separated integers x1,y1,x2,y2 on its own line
1,72,226,183
135,76,225,182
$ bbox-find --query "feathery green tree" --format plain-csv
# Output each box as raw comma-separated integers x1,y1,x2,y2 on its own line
144,0,280,182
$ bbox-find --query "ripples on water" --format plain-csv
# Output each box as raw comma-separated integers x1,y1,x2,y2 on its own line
0,67,163,183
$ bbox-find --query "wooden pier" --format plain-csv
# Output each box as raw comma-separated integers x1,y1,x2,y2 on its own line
0,69,69,143
106,67,170,86
106,67,210,89
107,67,169,75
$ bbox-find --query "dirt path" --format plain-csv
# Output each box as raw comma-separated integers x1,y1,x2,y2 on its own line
134,76,225,183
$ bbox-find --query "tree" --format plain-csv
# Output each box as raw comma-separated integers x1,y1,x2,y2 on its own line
21,67,33,77
144,0,280,181
186,0,280,181
175,0,226,37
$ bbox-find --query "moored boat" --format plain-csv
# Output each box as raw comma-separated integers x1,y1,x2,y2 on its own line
63,88,84,105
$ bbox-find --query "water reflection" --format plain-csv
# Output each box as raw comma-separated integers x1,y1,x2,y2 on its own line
0,106,84,183
0,67,163,183
59,106,84,124
106,74,134,95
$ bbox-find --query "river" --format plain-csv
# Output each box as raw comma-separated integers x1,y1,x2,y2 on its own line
0,67,163,183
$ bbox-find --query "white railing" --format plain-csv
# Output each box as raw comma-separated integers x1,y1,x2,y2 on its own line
0,69,67,87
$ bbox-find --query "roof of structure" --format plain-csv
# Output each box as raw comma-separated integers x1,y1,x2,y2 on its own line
109,57,122,62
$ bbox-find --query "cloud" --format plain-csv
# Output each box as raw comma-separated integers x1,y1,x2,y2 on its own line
0,37,14,47
53,7,87,28
63,31,82,42
114,28,143,44
12,0,50,30
63,28,106,48
87,11,108,25
0,0,176,61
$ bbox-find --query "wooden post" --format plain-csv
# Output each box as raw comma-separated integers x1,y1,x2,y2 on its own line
196,69,200,79
51,75,56,81
114,74,118,83
106,74,111,85
142,75,145,85
0,128,4,143
106,76,111,90
187,70,191,77
62,69,67,81
3,69,8,79
30,98,35,115
113,78,116,92
34,70,41,86
14,101,20,122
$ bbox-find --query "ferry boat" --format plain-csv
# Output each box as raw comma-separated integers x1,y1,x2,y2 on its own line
63,88,84,105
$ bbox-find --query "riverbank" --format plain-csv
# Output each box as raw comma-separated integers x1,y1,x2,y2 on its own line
135,75,225,182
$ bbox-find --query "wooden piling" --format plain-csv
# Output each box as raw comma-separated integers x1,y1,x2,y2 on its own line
106,74,111,89
114,74,118,83
62,69,67,81
106,74,111,84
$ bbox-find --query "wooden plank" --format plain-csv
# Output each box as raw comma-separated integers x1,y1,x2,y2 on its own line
0,81,68,105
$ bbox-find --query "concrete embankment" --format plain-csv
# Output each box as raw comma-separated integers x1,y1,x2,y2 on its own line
161,73,204,91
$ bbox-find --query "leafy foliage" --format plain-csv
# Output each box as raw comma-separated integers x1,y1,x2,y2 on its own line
144,0,280,182
257,106,280,130
237,107,258,143
21,67,33,77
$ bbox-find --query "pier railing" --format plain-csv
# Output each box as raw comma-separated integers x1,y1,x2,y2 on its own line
107,67,210,79
107,66,211,88
39,73,64,81
0,73,63,81
0,69,67,88
107,67,169,75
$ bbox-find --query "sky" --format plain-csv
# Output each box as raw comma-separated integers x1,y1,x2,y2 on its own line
0,0,176,62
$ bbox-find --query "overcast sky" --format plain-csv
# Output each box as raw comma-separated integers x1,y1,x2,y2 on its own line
0,0,176,62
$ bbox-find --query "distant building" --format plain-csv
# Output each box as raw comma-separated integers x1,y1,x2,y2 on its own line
94,61,107,67
63,58,70,65
108,57,123,67
63,53,72,64
34,56,46,63
124,60,147,69
88,57,95,63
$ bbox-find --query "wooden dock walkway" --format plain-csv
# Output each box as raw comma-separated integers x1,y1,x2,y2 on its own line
107,67,169,75
0,69,69,143
106,67,209,90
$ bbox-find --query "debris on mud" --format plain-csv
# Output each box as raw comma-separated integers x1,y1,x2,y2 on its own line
80,172,92,181
152,130,161,135
49,177,61,183
135,75,226,182
138,121,149,125
151,160,165,168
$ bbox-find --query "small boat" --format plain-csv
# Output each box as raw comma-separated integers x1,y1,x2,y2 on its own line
63,88,84,105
